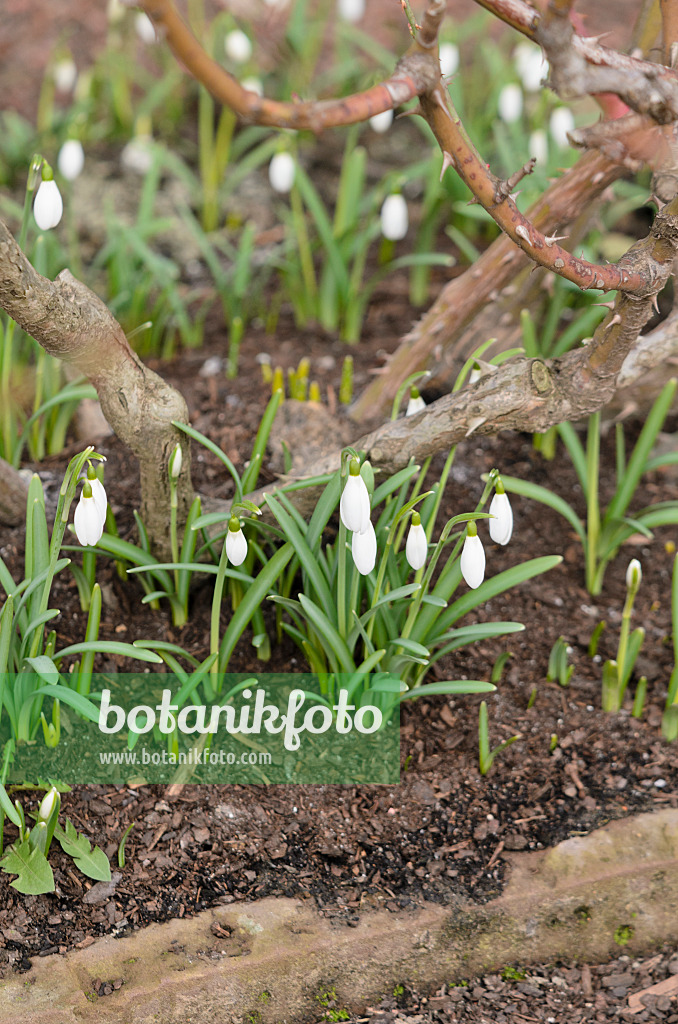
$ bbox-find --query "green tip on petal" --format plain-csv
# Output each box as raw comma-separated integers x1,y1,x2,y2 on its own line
82,479,93,499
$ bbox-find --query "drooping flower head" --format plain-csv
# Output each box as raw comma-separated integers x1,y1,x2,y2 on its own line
406,511,428,571
340,459,371,535
352,519,377,575
269,151,296,194
33,164,63,231
225,516,248,566
460,521,485,589
406,387,426,417
497,82,523,124
86,462,107,523
489,478,513,546
58,139,85,182
380,193,408,241
74,479,105,547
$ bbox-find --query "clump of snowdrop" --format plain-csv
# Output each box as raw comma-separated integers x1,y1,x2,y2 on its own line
497,83,523,123
338,0,365,23
33,165,63,232
369,109,394,134
269,151,296,194
225,516,248,566
550,107,575,148
224,29,253,64
135,11,157,44
406,387,426,417
460,521,486,589
380,193,408,241
488,479,513,546
58,139,85,182
405,512,428,571
514,41,546,92
439,42,459,78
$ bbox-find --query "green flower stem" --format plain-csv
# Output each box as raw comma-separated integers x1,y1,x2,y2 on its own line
425,446,457,543
209,539,230,698
617,575,638,693
337,520,348,639
585,412,601,595
394,458,429,553
169,476,180,607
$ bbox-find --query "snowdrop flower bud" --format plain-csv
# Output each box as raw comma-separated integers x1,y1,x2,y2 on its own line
224,29,252,64
352,520,377,575
488,480,513,546
242,77,264,96
38,786,60,823
514,41,546,92
169,443,182,480
74,480,105,546
460,522,485,589
33,168,63,231
135,11,157,43
498,83,523,123
340,459,371,534
53,58,77,94
550,107,575,148
439,42,459,78
406,387,426,417
58,139,85,181
529,129,548,165
121,135,153,175
406,512,428,571
225,516,248,566
86,463,107,523
338,0,365,22
381,193,408,241
269,151,296,194
626,558,642,591
369,109,393,134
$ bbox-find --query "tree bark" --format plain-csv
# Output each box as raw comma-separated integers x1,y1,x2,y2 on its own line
0,456,29,526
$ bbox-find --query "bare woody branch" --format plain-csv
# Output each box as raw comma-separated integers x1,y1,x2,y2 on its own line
140,0,436,130
0,220,193,557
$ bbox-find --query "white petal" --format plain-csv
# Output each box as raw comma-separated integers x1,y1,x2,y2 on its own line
74,494,104,546
460,534,485,589
380,194,408,241
626,558,642,589
497,83,523,124
352,521,377,575
53,59,77,93
89,477,108,523
369,109,393,134
58,140,85,181
406,523,428,570
269,152,296,194
439,43,459,78
226,527,248,566
224,30,252,64
135,11,157,43
338,0,365,22
340,474,370,534
529,129,548,165
489,492,513,546
33,180,63,231
406,395,426,417
550,107,574,148
242,77,263,96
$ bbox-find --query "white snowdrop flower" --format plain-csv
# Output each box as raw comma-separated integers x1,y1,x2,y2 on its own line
58,139,85,181
488,484,513,546
460,523,486,589
626,558,642,590
529,129,548,165
135,11,157,43
121,135,153,175
85,465,107,524
53,58,77,93
74,481,105,547
225,516,248,566
381,193,408,241
406,388,426,417
406,513,428,571
370,109,393,134
269,151,296,194
33,175,63,231
38,786,60,822
514,41,546,92
338,0,365,22
550,106,575,148
169,443,182,480
352,519,377,575
469,362,482,385
242,76,264,96
498,83,523,124
224,29,252,64
340,459,371,535
439,42,459,78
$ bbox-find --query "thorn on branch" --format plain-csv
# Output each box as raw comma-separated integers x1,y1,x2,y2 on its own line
494,158,537,204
